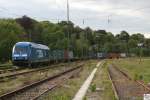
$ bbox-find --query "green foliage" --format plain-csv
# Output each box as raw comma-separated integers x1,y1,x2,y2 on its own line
83,97,87,100
139,74,143,80
134,73,139,81
0,16,150,62
90,84,96,92
133,72,143,81
0,19,25,62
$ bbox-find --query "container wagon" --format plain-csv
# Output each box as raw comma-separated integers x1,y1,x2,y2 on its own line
12,42,75,66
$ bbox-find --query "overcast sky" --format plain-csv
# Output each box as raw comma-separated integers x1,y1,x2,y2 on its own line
0,0,150,37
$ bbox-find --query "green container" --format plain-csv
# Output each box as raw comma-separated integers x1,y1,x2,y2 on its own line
49,50,64,61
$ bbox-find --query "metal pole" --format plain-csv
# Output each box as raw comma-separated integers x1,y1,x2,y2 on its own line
67,0,70,23
83,19,86,59
140,46,142,64
67,0,70,62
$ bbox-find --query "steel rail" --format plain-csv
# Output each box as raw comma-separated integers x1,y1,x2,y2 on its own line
0,63,83,100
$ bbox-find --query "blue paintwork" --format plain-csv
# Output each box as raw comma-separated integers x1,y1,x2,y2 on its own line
12,42,50,65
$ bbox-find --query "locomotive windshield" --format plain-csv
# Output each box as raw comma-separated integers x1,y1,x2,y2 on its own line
14,46,28,55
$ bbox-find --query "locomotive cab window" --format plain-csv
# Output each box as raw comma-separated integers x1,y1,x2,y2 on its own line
14,46,28,55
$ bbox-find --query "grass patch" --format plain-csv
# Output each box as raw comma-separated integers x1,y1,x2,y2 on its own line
90,84,96,92
112,58,150,84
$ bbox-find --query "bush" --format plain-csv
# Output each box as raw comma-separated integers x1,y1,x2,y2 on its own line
90,84,96,92
134,74,143,80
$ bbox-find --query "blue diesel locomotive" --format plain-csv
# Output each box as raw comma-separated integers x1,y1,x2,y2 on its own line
12,42,50,66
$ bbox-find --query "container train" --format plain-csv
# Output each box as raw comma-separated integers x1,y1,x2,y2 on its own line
12,42,127,66
12,42,74,66
97,52,127,59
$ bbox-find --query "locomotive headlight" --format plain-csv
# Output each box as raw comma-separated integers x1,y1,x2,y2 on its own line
21,54,28,60
23,56,27,59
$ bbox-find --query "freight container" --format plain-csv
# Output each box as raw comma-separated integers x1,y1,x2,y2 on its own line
57,50,64,60
108,53,120,59
120,53,126,58
64,50,69,60
97,52,107,59
88,52,96,59
69,51,74,60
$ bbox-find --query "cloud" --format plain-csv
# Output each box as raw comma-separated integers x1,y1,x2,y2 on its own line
0,0,150,37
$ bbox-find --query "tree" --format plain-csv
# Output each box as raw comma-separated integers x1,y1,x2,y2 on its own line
84,27,94,45
120,31,130,42
130,33,144,43
144,39,150,49
16,15,34,41
0,19,25,62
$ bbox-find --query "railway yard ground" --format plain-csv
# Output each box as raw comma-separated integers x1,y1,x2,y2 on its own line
113,58,150,84
1,58,150,100
0,61,81,96
85,60,115,100
109,58,150,100
39,60,115,100
37,60,100,100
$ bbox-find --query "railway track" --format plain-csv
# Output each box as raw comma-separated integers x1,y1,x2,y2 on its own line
0,63,83,100
0,64,13,68
0,68,19,74
108,64,150,100
0,61,82,80
0,64,19,74
0,63,68,81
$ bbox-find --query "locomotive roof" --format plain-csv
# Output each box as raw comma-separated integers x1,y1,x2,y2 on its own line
15,42,50,50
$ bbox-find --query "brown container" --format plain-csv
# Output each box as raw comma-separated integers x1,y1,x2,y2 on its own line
108,53,120,59
64,50,69,60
